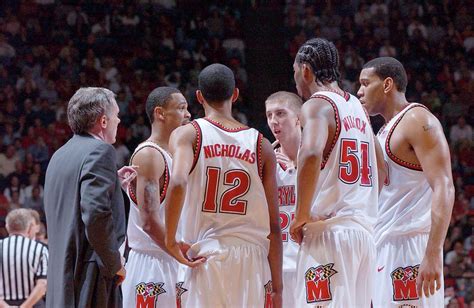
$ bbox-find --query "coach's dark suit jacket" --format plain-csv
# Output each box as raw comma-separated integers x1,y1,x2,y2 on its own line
44,134,125,308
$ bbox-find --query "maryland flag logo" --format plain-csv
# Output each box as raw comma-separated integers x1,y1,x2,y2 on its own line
391,265,420,301
305,263,337,303
264,280,273,308
135,282,166,308
175,282,188,308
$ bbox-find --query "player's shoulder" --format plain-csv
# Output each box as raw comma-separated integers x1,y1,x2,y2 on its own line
401,104,441,129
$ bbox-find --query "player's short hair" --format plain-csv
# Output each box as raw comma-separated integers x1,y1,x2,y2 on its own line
198,63,235,104
145,87,181,123
67,87,116,134
295,38,341,84
265,91,303,112
6,209,34,233
362,57,408,93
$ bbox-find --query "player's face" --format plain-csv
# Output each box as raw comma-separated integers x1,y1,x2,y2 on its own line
266,100,299,142
293,61,311,100
164,93,191,130
357,68,385,116
103,100,120,144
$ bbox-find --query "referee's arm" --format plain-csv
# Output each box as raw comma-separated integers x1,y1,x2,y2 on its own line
21,245,48,308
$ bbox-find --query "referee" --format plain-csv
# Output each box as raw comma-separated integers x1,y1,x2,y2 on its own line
0,209,48,308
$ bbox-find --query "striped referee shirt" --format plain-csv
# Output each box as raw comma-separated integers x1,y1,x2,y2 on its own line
0,235,48,303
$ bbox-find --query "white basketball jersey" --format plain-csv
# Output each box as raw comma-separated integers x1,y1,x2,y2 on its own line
308,91,378,232
275,159,298,271
180,118,270,250
375,104,432,245
126,141,172,257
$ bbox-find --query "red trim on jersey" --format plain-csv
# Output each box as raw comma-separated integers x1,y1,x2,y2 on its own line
190,120,202,174
128,143,169,205
203,117,250,132
343,91,350,101
128,185,138,205
385,104,428,172
310,94,341,169
257,133,264,180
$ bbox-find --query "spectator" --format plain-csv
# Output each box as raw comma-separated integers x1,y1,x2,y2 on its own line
450,116,473,145
0,145,20,178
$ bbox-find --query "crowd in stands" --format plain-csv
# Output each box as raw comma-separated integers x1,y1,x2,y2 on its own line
0,0,472,305
0,1,248,229
284,0,473,306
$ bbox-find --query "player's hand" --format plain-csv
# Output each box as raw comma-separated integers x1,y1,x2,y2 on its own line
416,250,442,298
115,265,126,286
166,239,206,267
271,291,282,308
271,140,280,149
117,165,138,191
275,152,295,170
290,216,310,244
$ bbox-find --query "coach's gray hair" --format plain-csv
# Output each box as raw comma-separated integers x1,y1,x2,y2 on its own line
67,87,116,134
6,209,34,233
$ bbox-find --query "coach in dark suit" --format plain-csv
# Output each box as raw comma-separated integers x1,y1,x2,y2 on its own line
44,87,126,307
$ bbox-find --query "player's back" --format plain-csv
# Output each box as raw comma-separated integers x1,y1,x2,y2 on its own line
308,91,378,232
181,118,270,250
375,103,432,245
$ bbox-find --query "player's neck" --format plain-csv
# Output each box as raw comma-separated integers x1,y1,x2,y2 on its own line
382,93,410,122
313,81,343,96
148,129,170,152
279,132,301,161
204,105,242,127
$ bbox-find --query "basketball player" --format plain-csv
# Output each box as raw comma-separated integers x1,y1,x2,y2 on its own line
164,64,283,307
122,87,191,308
265,91,302,307
289,38,385,307
358,57,454,307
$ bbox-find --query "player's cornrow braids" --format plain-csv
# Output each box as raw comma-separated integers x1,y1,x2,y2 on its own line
296,38,341,84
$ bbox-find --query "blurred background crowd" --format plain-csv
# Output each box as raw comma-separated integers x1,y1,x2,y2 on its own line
0,1,472,306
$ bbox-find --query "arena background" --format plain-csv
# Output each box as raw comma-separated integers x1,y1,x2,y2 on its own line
0,1,472,306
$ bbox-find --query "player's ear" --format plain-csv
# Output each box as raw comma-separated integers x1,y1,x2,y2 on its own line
302,63,314,84
231,88,239,104
154,106,165,121
383,77,394,93
196,90,205,105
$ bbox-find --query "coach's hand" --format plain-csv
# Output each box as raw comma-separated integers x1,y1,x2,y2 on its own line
166,240,205,267
115,265,126,286
117,165,138,191
416,249,442,298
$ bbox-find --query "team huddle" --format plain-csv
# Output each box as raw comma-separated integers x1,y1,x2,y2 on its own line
47,37,455,308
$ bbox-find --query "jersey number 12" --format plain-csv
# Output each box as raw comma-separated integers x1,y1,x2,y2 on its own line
202,167,251,215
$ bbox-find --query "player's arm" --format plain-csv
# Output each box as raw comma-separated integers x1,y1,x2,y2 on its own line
290,98,332,244
404,108,455,298
164,124,204,267
132,148,168,251
374,136,386,193
261,137,283,307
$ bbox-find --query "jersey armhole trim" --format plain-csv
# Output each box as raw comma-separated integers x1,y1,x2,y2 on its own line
190,120,202,174
385,103,427,172
257,133,264,180
310,94,341,170
127,144,169,205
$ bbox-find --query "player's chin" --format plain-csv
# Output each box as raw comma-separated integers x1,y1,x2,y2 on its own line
181,119,191,125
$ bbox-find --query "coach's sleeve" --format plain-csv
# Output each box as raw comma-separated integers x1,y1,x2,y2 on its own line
79,143,122,278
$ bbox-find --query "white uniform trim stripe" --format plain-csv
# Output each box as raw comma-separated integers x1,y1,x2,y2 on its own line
0,236,48,302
